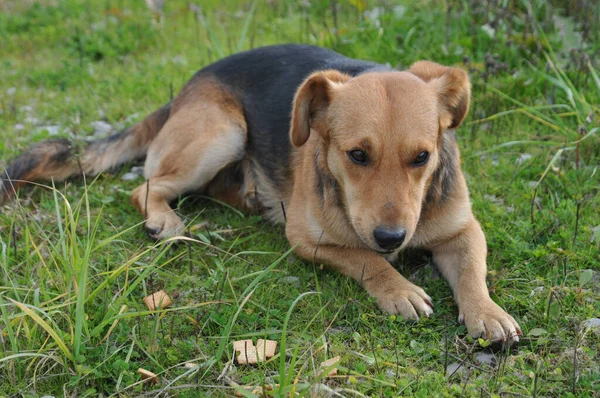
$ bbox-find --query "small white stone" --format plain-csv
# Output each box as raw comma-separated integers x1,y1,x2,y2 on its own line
475,352,497,366
583,318,600,330
24,116,39,125
90,121,114,137
530,286,544,297
515,153,533,165
281,276,300,286
171,55,187,66
38,125,61,136
393,5,406,19
121,172,139,181
125,113,140,124
446,362,464,376
484,194,504,205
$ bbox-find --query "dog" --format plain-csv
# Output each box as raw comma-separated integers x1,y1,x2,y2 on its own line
1,44,520,343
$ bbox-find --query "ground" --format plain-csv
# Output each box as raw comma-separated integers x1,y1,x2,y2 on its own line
0,0,599,397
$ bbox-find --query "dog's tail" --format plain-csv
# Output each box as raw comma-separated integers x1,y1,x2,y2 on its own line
0,103,171,202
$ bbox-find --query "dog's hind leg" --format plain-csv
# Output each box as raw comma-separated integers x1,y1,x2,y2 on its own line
130,93,247,240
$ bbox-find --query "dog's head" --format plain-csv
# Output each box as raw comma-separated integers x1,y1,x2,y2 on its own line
290,61,470,253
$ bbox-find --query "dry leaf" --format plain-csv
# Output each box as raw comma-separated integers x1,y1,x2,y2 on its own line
256,339,277,361
138,368,158,384
233,339,257,364
233,339,277,364
143,290,172,310
320,356,341,377
184,362,198,369
234,384,278,397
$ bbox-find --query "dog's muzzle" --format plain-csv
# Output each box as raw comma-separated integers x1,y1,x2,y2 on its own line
373,226,407,251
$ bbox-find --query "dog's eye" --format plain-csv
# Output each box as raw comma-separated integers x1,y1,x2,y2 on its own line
413,151,429,166
348,150,368,165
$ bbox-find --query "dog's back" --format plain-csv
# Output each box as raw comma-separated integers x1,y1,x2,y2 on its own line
0,45,385,202
194,44,388,188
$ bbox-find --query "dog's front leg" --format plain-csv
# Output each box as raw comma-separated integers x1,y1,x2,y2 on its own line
430,218,521,342
293,243,434,319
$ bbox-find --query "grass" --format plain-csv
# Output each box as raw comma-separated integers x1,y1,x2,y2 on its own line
0,0,599,396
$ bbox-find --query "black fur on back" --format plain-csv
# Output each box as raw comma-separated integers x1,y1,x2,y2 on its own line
193,44,390,190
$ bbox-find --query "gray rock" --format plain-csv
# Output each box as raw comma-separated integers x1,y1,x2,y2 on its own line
479,153,500,166
483,194,504,205
281,276,300,287
125,113,140,123
328,326,352,335
37,125,61,135
392,5,406,19
475,351,497,366
583,318,600,330
121,166,144,181
515,153,533,165
121,172,139,181
530,286,545,297
446,362,464,377
24,116,40,125
90,120,114,137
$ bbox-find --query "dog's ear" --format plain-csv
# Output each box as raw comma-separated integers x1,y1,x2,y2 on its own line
409,61,471,130
290,70,351,147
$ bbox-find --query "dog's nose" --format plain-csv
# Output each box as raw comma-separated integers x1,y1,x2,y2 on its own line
373,227,406,251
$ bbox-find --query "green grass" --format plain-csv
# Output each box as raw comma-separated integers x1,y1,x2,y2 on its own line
1,0,599,396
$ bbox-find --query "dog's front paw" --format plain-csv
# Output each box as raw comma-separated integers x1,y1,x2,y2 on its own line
145,212,185,240
371,280,434,320
459,299,521,344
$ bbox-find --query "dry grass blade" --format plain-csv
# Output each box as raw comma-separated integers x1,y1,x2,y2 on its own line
6,297,75,362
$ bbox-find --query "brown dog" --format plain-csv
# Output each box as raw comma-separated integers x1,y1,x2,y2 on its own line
1,45,520,343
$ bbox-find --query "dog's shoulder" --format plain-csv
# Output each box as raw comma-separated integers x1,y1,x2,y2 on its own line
195,45,387,192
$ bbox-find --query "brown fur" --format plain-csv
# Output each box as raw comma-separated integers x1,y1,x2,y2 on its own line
130,79,248,238
1,50,520,343
0,104,170,201
285,64,520,343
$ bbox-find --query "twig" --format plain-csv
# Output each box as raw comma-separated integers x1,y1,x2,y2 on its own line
144,179,150,219
204,225,213,246
572,200,581,248
368,326,380,374
394,335,400,381
572,324,580,395
312,230,324,266
444,316,449,377
533,360,539,398
280,201,286,222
